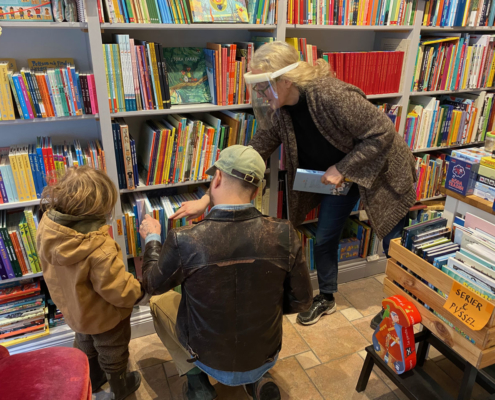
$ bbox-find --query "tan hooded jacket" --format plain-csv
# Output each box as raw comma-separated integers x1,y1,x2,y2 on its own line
36,210,143,335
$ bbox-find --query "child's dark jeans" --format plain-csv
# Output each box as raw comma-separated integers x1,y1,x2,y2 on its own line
74,314,132,374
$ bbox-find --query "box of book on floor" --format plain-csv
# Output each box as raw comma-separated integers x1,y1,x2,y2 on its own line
0,277,49,347
385,213,495,368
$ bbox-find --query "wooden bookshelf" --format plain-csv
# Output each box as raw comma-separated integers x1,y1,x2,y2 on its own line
444,189,495,215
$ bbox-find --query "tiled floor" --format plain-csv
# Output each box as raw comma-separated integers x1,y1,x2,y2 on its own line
93,274,493,399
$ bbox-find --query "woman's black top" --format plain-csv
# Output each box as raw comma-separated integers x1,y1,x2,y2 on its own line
283,93,360,197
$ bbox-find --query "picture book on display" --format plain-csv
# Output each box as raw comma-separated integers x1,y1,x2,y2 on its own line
162,47,212,105
0,1,53,22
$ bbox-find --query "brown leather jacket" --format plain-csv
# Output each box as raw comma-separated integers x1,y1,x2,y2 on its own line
142,206,312,372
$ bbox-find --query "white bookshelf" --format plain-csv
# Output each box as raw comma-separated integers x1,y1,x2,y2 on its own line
2,0,492,350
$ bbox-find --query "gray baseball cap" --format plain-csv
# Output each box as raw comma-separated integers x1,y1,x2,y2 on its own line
205,145,266,187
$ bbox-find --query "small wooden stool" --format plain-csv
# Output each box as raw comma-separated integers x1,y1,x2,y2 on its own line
0,345,91,400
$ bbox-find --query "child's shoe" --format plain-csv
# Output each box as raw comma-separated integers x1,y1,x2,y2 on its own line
106,370,141,400
89,357,108,393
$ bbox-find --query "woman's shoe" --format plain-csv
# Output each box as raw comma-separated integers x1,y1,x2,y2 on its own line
296,294,336,325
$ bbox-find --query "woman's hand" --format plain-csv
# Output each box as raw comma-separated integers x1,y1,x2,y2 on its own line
321,165,344,186
139,215,161,240
170,197,209,221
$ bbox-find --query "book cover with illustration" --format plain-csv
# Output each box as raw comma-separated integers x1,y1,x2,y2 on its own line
189,0,249,22
163,47,212,105
0,1,53,22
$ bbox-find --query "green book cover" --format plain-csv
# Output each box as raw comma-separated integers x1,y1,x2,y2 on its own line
54,69,69,117
163,47,212,105
104,45,116,113
124,0,135,21
112,45,125,113
189,0,249,22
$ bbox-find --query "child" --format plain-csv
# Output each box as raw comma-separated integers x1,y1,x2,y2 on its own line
37,167,147,400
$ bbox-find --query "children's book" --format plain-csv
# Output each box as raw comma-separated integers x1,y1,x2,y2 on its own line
0,1,53,22
293,169,353,195
189,0,249,22
162,47,212,105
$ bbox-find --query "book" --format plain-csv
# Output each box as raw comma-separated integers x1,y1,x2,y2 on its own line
293,168,353,195
0,1,54,22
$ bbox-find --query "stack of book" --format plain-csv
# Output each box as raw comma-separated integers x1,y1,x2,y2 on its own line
422,0,495,27
374,102,402,132
0,63,98,121
0,138,105,204
122,187,208,257
412,35,495,94
409,201,444,225
287,0,417,25
0,278,48,347
405,93,492,151
98,0,277,24
343,217,381,259
115,111,257,190
285,39,405,95
469,151,495,202
0,207,41,281
414,152,447,201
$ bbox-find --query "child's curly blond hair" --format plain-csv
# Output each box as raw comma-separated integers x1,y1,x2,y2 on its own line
41,166,117,219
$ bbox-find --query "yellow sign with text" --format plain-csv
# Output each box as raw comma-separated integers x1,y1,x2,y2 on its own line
443,281,495,330
27,58,75,73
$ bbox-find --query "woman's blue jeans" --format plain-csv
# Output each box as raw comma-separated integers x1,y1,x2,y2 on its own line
315,194,407,295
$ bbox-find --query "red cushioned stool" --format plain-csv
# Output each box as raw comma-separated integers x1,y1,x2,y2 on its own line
0,345,91,400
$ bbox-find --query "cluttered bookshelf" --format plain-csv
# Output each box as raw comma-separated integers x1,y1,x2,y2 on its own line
3,0,495,353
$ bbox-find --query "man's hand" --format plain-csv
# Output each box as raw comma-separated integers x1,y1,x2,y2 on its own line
170,197,209,221
321,165,344,186
139,215,161,240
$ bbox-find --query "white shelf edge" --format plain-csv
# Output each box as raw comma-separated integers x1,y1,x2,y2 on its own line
412,141,485,153
0,22,87,29
410,87,495,96
111,104,251,118
100,23,276,30
421,26,495,31
0,199,40,210
120,178,210,194
289,24,414,30
0,272,43,284
0,114,99,126
367,93,403,99
418,195,446,202
309,255,387,276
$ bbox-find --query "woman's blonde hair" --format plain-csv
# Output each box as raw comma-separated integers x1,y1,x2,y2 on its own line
41,166,117,219
249,41,333,89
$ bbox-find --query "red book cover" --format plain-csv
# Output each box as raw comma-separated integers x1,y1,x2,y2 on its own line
329,0,334,24
222,47,228,106
359,53,366,92
363,53,370,94
66,66,79,115
312,46,318,66
343,53,349,83
440,44,453,91
0,281,40,305
396,52,405,93
375,52,383,94
386,52,394,94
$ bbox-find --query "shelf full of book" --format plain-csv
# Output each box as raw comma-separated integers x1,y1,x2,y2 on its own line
110,104,252,118
0,22,88,29
100,23,278,30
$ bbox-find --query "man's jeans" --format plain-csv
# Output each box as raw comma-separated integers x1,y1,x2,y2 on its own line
315,194,407,295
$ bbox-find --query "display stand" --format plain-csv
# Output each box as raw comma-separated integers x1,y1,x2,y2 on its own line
442,189,495,227
356,329,495,400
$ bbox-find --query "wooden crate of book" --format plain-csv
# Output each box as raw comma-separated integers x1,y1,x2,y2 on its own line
385,238,495,369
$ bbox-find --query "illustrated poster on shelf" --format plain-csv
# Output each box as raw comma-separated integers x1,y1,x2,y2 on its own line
162,47,212,105
27,58,75,73
0,1,54,21
189,0,249,22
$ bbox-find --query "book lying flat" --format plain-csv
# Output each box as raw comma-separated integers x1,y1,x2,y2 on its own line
293,169,353,195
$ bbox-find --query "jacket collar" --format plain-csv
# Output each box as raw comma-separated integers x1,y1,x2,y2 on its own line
204,206,262,222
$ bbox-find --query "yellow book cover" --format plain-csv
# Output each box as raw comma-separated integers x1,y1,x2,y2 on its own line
0,63,15,121
357,0,364,24
2,323,49,348
452,111,463,145
422,37,459,46
285,38,299,52
462,0,471,26
158,128,169,184
481,156,495,169
413,46,424,92
487,56,495,87
423,0,430,25
23,219,40,272
9,147,28,202
19,146,37,200
466,108,478,143
149,43,163,110
462,47,473,89
162,128,174,184
166,129,176,183
193,123,205,181
112,0,124,22
152,129,164,185
131,0,142,23
433,107,445,145
23,208,38,253
140,0,151,23
18,222,36,272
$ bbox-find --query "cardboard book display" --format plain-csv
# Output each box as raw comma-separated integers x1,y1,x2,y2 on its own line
372,295,422,374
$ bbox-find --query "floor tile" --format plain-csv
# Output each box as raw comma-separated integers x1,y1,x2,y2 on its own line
351,315,375,343
271,357,323,400
341,307,364,322
129,333,173,370
286,313,298,324
163,361,179,378
307,353,395,400
294,312,369,363
167,374,249,400
334,292,352,311
167,374,187,400
374,274,386,285
338,278,385,317
128,364,172,400
296,351,321,369
279,316,310,359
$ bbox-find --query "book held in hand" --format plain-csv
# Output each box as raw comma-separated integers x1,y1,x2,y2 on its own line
293,168,353,195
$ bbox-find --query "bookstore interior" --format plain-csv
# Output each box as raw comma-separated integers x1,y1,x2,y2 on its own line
7,0,495,398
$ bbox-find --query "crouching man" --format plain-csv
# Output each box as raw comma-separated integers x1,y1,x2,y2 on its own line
139,145,312,400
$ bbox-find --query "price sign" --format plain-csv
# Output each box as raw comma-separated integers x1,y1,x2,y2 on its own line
443,281,494,331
